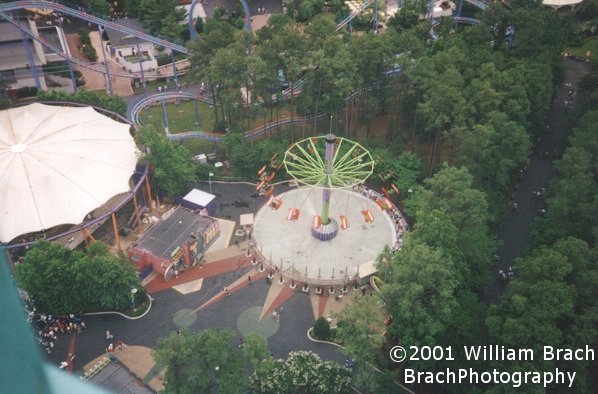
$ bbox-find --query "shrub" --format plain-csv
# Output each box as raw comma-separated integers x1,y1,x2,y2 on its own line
16,86,39,98
313,316,331,340
78,28,91,45
36,89,128,116
82,45,98,62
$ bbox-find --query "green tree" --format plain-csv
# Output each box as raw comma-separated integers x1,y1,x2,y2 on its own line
249,351,351,393
137,0,186,39
136,125,196,198
243,333,270,371
16,241,143,313
0,75,10,109
188,20,241,124
88,0,111,17
333,294,385,393
153,328,247,394
372,150,422,195
125,0,141,17
405,165,495,289
532,110,598,246
208,42,249,128
387,6,420,32
312,316,331,340
298,26,356,117
381,239,459,346
451,111,531,209
36,89,128,116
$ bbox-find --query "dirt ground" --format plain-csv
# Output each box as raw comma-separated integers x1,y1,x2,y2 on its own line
64,32,133,96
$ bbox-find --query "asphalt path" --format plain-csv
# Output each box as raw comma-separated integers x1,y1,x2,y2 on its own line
490,58,589,300
47,180,346,374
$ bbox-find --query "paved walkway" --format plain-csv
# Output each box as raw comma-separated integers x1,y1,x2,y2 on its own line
490,58,589,300
46,185,349,384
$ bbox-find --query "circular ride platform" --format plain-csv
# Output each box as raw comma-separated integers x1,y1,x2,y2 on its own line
252,186,398,286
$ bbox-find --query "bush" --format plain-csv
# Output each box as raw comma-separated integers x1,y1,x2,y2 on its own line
36,89,128,116
82,45,98,62
16,86,39,98
78,28,91,45
313,316,331,340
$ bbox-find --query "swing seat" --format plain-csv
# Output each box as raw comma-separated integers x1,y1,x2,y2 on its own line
339,215,348,230
361,210,374,223
313,215,322,228
264,172,276,182
272,198,282,210
376,199,389,211
384,198,393,209
260,185,274,196
287,208,300,221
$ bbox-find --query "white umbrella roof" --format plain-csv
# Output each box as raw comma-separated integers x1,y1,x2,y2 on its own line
0,103,139,243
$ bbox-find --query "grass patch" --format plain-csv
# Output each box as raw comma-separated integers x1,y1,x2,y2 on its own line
137,100,295,135
124,54,151,63
132,79,178,94
179,138,217,156
566,36,598,63
138,100,216,133
120,299,150,318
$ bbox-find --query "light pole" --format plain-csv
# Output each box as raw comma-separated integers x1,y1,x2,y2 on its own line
208,172,214,194
131,288,138,311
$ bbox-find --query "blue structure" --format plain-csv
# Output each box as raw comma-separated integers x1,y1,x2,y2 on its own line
0,1,189,92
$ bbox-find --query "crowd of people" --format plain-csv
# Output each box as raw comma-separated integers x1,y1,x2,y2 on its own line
20,290,86,357
353,184,409,252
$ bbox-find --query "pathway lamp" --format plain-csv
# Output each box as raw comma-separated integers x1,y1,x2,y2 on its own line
131,288,138,311
209,172,214,193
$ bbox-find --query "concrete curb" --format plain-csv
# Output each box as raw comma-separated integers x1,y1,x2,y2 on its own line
84,294,153,320
306,327,342,348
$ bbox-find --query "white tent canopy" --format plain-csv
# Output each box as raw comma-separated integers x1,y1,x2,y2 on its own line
542,0,583,8
0,103,139,243
183,188,216,208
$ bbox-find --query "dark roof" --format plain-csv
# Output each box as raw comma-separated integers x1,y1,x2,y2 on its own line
37,27,63,55
0,21,29,43
89,362,153,393
135,206,215,260
104,19,149,48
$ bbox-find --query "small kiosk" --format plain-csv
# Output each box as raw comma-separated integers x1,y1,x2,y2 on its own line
128,206,219,280
181,188,217,215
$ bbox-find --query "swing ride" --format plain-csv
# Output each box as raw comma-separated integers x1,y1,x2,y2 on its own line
252,134,407,286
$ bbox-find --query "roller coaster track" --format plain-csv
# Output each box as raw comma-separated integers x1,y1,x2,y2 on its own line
336,0,375,31
168,114,324,143
128,90,323,143
464,0,488,10
0,1,189,54
0,11,178,80
128,91,214,125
